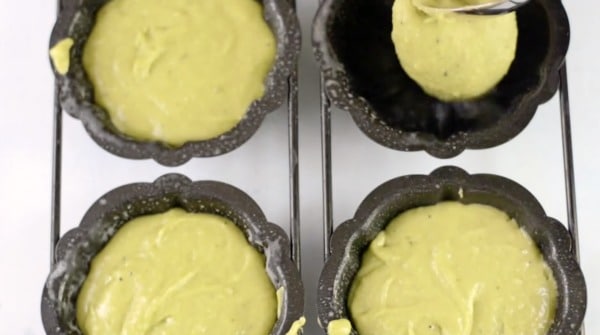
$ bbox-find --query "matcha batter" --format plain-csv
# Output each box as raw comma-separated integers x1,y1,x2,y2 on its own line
49,38,74,75
328,318,352,335
391,0,518,101
286,317,306,335
348,202,557,335
82,0,276,145
77,208,277,335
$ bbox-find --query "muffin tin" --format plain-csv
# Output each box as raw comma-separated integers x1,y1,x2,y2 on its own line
49,0,301,166
46,1,586,335
317,166,586,335
313,0,570,158
42,174,304,335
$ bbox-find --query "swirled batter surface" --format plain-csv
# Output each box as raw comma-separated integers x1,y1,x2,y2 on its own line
349,202,557,335
77,208,276,335
83,0,276,145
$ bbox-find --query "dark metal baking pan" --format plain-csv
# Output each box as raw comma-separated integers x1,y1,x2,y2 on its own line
313,0,570,158
318,166,586,335
49,0,301,166
41,173,304,335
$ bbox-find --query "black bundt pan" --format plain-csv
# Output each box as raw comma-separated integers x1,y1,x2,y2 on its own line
41,174,304,335
313,0,570,158
318,166,586,335
49,0,301,166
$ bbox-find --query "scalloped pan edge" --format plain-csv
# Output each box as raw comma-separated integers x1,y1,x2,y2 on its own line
41,174,304,335
313,0,570,158
50,0,301,166
317,166,586,335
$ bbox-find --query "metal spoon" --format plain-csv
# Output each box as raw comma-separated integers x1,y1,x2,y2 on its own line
413,0,530,15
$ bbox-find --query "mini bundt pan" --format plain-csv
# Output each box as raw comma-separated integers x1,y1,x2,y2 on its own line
313,0,570,158
318,166,586,335
49,0,301,166
41,174,304,335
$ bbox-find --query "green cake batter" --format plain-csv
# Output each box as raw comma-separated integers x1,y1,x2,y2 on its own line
391,0,518,101
49,38,74,75
77,208,277,335
81,0,276,145
347,202,557,335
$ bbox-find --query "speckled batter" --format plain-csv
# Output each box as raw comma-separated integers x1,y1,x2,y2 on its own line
391,0,518,101
83,0,276,145
349,202,557,335
77,208,277,335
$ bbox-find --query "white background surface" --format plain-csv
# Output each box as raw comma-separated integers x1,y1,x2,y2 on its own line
0,0,598,334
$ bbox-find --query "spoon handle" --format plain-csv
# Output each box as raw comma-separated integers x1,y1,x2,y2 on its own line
414,0,530,15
